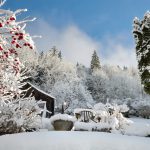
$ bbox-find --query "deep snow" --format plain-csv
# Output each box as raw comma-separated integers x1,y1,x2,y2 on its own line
0,131,149,150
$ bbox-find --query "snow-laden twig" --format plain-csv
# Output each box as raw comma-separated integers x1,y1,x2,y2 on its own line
0,0,6,7
0,9,13,15
16,17,36,25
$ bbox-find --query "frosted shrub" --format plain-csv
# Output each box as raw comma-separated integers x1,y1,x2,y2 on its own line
0,97,41,135
93,103,130,130
131,99,150,118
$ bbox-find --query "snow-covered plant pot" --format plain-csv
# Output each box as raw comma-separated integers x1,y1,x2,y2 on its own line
53,120,73,131
50,114,76,131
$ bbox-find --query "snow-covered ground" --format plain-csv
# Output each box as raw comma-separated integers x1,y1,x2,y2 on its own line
0,131,149,150
0,117,150,150
123,117,150,137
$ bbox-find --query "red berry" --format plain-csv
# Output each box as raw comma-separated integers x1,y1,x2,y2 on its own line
20,33,23,36
0,23,3,27
16,44,21,48
18,36,23,40
15,33,19,36
10,17,15,21
9,49,14,53
11,41,15,44
0,45,3,51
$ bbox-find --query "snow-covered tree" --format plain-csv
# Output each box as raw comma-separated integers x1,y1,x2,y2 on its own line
90,50,101,72
86,71,108,103
31,50,94,113
133,12,150,95
51,79,94,113
0,0,41,134
58,51,62,60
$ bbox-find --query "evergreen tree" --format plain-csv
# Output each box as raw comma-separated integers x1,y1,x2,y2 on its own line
133,11,150,95
51,46,58,56
58,51,62,60
90,50,101,72
76,62,79,67
39,51,44,61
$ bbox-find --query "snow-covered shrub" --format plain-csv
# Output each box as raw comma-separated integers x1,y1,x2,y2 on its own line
93,103,131,130
131,99,150,118
73,105,131,132
0,97,41,135
138,106,150,119
74,122,112,132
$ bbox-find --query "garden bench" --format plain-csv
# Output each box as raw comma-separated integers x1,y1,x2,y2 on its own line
75,110,96,123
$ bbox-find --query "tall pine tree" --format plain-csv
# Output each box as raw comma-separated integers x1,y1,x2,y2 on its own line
133,11,150,95
58,51,62,60
90,50,101,72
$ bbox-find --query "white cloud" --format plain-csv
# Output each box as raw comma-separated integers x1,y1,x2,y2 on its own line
29,19,137,67
100,39,137,67
29,20,100,66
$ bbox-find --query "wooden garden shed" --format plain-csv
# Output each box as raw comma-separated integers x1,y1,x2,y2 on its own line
23,82,55,118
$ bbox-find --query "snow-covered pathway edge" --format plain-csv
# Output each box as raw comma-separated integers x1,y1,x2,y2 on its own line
0,131,149,150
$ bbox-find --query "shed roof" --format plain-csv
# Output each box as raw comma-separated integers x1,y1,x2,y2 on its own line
27,82,55,99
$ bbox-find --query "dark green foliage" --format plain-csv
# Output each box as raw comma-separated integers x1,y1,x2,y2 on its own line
58,51,62,60
90,50,101,72
133,12,150,95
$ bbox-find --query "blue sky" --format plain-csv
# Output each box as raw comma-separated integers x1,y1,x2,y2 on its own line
4,0,150,67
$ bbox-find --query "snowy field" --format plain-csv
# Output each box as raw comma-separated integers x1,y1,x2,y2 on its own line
0,131,150,150
0,117,150,150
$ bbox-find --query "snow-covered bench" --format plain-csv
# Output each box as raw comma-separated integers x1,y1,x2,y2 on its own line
74,109,96,123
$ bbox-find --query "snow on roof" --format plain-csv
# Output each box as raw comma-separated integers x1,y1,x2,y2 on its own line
27,82,55,99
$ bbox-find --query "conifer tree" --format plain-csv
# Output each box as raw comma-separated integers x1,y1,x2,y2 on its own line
90,50,101,72
133,11,150,95
51,46,58,56
58,51,62,60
